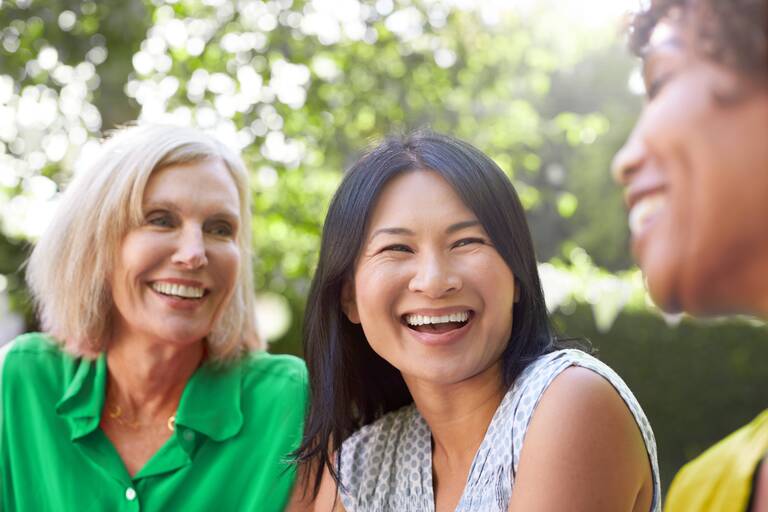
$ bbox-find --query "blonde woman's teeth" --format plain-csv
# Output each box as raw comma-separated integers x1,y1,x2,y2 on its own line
152,282,205,299
405,311,470,326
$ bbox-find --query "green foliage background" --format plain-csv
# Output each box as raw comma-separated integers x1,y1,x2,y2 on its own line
1,0,766,493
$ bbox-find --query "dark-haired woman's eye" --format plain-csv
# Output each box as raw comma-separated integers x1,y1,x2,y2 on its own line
452,238,485,249
382,244,412,253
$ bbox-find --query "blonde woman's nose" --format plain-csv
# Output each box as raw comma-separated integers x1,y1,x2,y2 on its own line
171,227,208,269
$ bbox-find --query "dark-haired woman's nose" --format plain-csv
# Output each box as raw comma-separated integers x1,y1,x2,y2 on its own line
171,227,208,270
408,252,461,298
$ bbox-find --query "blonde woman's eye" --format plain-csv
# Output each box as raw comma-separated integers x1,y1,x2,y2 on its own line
147,213,173,227
209,222,234,237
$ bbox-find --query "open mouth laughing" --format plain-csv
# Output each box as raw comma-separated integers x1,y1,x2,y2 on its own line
150,281,210,301
402,310,474,335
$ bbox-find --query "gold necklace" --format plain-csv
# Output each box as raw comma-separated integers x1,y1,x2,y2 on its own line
106,404,177,432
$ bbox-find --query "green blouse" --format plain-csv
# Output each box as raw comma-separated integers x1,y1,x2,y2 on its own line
0,333,307,511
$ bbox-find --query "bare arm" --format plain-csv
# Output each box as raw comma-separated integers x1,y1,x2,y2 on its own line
507,367,653,512
751,457,768,512
285,461,347,512
284,464,314,512
313,464,347,512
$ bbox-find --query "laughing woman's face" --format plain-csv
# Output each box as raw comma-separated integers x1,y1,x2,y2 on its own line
110,159,241,347
342,170,518,388
612,18,768,316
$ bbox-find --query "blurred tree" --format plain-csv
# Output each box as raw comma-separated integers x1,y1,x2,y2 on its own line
117,0,652,352
525,44,641,270
0,0,647,351
0,0,149,327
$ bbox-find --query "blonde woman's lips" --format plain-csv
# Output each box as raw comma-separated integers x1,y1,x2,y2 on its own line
149,279,210,311
151,281,206,299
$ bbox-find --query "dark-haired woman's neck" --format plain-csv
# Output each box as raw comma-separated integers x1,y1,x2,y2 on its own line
406,361,506,468
405,361,505,511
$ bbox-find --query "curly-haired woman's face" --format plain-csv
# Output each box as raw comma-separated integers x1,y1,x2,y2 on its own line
110,159,241,347
342,170,518,389
612,18,768,316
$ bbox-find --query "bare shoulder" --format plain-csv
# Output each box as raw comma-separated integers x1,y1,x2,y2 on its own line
523,367,644,454
508,366,653,512
540,365,629,411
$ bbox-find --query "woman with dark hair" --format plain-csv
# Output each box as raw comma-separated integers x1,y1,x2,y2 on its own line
613,0,768,510
295,132,660,511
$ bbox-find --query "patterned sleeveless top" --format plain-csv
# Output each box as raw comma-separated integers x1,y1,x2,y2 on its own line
338,349,661,512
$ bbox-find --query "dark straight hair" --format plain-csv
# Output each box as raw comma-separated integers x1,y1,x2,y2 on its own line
294,131,559,497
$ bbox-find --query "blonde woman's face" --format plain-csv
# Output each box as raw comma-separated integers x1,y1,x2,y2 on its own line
110,159,241,347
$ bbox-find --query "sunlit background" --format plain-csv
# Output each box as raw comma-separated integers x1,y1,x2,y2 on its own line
1,0,644,341
2,0,767,492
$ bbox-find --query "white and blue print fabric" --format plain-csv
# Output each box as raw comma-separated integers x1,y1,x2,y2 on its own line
338,349,661,512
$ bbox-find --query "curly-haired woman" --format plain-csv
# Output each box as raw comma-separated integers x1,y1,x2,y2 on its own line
613,1,768,510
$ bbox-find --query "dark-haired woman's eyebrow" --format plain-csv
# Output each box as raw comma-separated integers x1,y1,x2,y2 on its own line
445,220,480,234
369,227,414,241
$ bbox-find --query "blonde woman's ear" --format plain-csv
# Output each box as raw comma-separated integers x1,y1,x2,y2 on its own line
341,281,361,324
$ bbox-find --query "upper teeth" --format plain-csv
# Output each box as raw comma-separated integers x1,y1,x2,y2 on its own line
152,282,205,299
405,311,470,326
629,194,666,236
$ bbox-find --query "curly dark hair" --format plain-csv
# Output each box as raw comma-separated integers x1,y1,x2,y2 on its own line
629,0,767,81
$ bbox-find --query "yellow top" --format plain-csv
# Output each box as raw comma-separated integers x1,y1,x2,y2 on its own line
665,409,768,512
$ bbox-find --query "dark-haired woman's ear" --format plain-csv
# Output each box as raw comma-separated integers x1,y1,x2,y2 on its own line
341,281,361,324
514,279,521,303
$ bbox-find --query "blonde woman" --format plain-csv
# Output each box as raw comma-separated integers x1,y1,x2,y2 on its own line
0,125,306,511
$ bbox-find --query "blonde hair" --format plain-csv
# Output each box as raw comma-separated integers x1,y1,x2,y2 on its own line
26,124,261,361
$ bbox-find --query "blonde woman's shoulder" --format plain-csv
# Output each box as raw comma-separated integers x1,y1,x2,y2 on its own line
2,332,60,355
